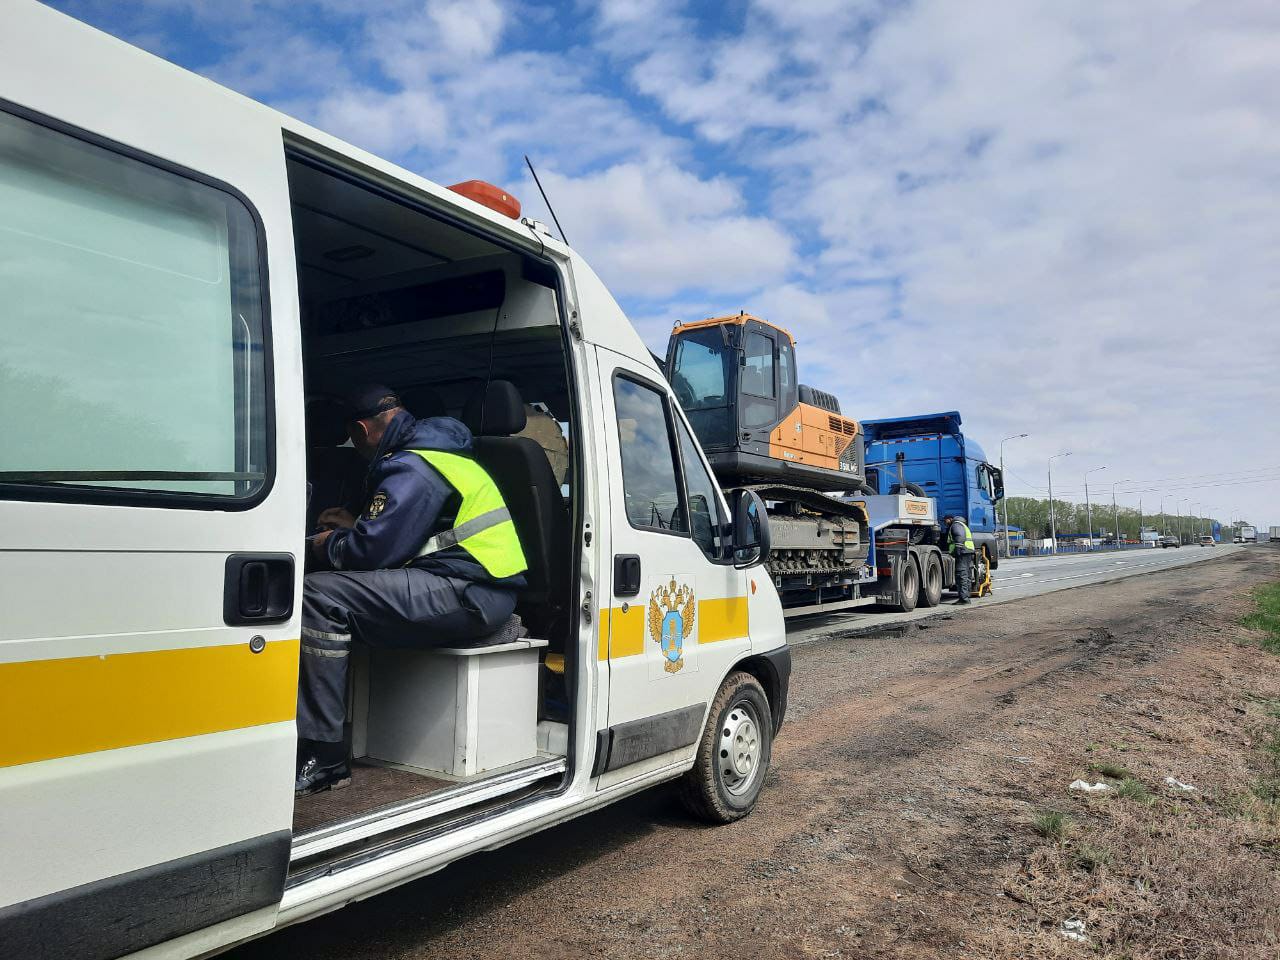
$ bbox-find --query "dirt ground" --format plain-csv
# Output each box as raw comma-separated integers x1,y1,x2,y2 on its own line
232,547,1280,960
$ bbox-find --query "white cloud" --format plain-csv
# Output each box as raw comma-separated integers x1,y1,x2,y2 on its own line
310,87,449,154
599,0,1280,520
525,160,796,299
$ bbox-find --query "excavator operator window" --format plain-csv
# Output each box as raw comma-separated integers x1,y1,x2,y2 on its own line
741,330,777,429
669,329,737,449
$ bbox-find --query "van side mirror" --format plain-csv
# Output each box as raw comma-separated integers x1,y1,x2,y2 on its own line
729,489,770,569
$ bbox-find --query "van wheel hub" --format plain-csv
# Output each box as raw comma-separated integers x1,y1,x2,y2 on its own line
719,701,762,795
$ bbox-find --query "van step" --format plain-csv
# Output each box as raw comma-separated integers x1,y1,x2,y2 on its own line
289,756,567,869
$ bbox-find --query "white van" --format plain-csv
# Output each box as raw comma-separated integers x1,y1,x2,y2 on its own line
0,5,790,958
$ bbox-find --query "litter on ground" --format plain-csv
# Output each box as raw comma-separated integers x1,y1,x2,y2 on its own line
1060,919,1089,943
1069,779,1110,793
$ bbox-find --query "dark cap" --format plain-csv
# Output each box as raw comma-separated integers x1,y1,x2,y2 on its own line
342,383,402,420
942,514,956,522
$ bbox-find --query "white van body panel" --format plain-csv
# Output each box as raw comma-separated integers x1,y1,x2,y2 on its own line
1,8,303,949
2,725,295,907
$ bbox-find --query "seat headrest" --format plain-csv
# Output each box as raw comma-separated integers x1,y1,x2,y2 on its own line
463,380,527,436
398,385,446,420
305,396,349,447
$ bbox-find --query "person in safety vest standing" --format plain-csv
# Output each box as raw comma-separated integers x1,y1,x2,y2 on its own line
943,513,975,605
296,384,528,795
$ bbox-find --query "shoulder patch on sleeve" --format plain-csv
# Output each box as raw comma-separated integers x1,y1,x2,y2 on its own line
365,490,389,520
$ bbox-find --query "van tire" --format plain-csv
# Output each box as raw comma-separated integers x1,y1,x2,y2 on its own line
896,557,920,613
680,671,773,823
920,553,943,607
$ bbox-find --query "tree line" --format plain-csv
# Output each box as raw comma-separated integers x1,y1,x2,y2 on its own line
1001,497,1225,541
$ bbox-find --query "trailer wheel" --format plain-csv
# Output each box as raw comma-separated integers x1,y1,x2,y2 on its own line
681,671,773,823
896,557,920,613
920,553,943,607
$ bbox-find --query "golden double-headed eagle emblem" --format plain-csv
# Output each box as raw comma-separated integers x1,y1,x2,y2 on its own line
648,579,695,673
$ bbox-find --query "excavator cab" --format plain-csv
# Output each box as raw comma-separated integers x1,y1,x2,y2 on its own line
666,313,863,493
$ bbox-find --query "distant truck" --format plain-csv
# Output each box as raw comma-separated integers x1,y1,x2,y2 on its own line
1270,526,1280,542
1240,524,1258,543
861,411,1004,587
665,314,973,616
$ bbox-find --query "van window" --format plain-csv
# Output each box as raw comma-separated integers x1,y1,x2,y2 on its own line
613,376,687,533
0,109,268,501
675,417,726,560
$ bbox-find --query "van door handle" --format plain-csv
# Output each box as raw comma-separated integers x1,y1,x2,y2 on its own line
614,554,641,597
224,554,295,625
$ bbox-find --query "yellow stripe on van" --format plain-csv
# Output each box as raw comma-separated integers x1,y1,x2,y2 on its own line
698,597,749,643
597,597,747,660
598,604,646,661
0,639,299,768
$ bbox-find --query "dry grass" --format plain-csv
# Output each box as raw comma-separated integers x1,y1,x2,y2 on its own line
981,563,1280,958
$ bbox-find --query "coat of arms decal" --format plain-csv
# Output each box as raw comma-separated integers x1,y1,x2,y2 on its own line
648,579,695,673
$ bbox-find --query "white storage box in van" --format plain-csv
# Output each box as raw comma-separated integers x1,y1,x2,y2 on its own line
363,639,549,778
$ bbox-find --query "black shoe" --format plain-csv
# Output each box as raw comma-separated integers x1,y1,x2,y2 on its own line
295,754,351,797
953,599,970,605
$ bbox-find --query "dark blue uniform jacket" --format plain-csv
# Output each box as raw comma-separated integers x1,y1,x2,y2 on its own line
323,410,526,589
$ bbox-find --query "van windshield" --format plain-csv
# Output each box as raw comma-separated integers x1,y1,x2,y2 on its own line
670,329,736,449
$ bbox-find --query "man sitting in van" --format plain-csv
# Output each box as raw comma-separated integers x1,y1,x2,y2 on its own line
298,384,528,795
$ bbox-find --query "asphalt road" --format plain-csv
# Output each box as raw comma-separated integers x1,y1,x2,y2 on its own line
786,541,1246,645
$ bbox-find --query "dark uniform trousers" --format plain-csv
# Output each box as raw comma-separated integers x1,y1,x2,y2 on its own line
298,568,517,743
954,550,975,601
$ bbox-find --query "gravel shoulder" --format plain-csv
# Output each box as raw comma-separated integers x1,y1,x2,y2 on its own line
231,547,1280,960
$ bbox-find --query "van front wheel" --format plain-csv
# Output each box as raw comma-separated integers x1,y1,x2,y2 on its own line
680,671,773,823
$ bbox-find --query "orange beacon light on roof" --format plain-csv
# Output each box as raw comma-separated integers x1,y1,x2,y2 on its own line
448,180,522,220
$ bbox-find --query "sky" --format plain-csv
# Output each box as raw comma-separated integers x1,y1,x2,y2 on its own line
47,0,1280,526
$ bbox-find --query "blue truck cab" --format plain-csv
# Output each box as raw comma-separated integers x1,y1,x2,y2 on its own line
861,411,1005,569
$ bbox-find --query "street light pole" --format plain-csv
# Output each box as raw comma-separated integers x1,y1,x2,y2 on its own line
1111,479,1132,551
1048,452,1072,554
999,433,1029,558
1084,466,1107,551
1179,498,1189,543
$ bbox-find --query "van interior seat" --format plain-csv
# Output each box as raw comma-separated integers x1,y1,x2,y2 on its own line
463,380,569,638
398,384,447,420
305,395,366,529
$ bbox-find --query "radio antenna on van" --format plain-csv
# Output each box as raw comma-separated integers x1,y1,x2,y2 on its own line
525,155,569,247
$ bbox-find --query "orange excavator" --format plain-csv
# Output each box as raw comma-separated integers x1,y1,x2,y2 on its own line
666,313,873,601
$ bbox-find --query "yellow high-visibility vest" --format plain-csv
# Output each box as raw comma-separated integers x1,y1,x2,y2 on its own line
408,449,528,579
949,519,975,554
